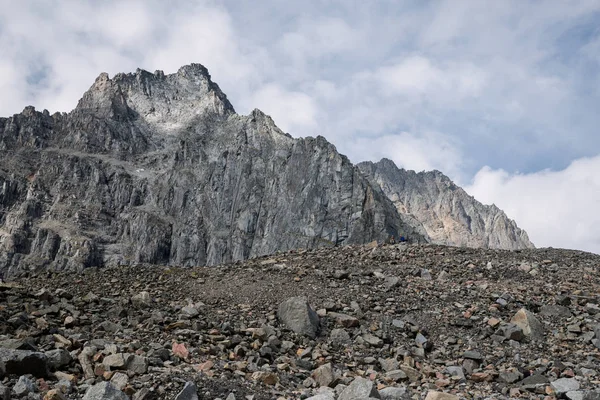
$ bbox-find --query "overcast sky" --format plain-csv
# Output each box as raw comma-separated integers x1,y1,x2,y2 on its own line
1,0,600,253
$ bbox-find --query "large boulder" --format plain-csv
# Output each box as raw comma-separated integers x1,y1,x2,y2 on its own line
278,297,320,338
0,348,48,378
510,308,544,340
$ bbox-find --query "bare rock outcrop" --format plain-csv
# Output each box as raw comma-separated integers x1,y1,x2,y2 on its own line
0,64,425,277
358,158,533,250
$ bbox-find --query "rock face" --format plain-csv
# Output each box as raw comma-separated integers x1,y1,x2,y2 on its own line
358,158,534,250
0,64,424,277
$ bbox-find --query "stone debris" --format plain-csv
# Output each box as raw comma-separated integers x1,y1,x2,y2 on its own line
0,243,598,398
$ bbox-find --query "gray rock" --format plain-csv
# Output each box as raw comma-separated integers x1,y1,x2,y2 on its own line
385,370,408,381
131,292,151,307
338,377,381,400
539,305,572,318
379,387,409,400
496,323,525,341
180,306,199,318
379,357,399,372
551,378,580,395
126,355,148,375
13,375,36,397
312,363,336,387
0,383,8,400
520,374,549,391
174,382,198,400
278,297,320,338
362,333,383,347
463,350,483,360
110,372,129,390
446,366,465,380
358,159,533,250
568,392,585,400
498,369,522,384
305,395,335,400
82,382,129,400
383,276,400,290
104,353,131,369
329,329,351,347
583,390,600,400
0,348,48,378
45,348,72,370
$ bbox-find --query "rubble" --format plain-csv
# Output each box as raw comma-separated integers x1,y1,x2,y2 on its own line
0,243,599,399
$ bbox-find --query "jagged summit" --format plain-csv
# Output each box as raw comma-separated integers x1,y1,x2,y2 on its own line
76,63,235,128
0,63,426,277
0,63,531,278
358,159,534,250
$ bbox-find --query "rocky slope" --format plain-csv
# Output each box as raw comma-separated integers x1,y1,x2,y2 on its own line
0,64,426,278
358,159,533,250
1,243,600,399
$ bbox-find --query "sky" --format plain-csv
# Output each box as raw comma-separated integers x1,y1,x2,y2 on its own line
1,0,600,253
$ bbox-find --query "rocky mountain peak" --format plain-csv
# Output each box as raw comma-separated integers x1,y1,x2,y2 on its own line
0,62,533,279
358,159,533,250
76,63,235,130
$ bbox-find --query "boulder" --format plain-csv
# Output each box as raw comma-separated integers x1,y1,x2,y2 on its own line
510,308,544,340
0,348,48,378
278,297,320,338
82,382,129,400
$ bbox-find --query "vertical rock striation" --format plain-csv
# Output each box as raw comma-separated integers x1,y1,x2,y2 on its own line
0,64,425,277
358,158,534,250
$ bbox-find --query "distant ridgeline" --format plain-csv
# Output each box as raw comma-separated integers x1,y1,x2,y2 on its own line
0,63,532,277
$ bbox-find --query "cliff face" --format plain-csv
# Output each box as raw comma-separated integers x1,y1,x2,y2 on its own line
0,64,425,277
358,159,534,250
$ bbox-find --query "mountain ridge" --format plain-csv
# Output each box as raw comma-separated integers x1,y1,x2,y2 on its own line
358,158,534,250
0,63,530,278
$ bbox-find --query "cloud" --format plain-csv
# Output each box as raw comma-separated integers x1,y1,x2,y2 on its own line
375,56,488,100
246,83,318,135
465,155,600,254
349,130,464,181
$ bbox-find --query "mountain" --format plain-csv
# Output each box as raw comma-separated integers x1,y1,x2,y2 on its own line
0,64,426,277
358,158,534,249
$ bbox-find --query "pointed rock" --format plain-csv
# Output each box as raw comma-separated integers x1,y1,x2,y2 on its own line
510,308,544,340
278,297,320,338
174,382,198,400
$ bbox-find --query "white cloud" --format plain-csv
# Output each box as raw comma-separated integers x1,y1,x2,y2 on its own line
376,56,488,100
246,84,318,135
465,155,600,254
350,130,464,180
